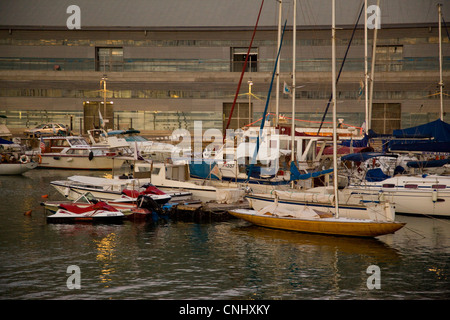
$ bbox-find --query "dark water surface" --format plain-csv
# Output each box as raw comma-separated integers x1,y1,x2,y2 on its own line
1,169,449,300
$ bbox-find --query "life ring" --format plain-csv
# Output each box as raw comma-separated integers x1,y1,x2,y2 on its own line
20,155,29,164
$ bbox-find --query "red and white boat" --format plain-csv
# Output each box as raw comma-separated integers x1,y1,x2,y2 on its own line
47,201,125,223
43,186,170,221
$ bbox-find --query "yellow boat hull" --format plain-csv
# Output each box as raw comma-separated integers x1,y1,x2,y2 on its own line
229,209,405,238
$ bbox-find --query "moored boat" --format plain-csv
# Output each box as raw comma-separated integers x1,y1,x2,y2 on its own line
50,174,190,202
47,201,125,223
27,135,126,170
229,206,405,238
0,158,38,175
341,152,450,217
246,187,396,221
43,192,168,221
1,138,38,175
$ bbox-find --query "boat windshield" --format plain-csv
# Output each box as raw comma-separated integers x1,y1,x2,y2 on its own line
125,136,147,142
68,138,89,146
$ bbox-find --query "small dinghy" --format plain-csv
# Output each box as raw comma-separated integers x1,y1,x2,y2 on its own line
47,201,125,223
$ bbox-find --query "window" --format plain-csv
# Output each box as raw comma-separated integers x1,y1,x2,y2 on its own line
371,103,401,134
223,102,252,131
96,47,123,72
375,45,403,72
231,47,258,72
432,184,446,189
404,184,418,189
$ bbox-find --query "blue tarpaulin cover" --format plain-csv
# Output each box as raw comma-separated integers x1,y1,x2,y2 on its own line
392,119,450,142
365,168,390,182
341,152,397,162
389,119,450,153
289,161,333,181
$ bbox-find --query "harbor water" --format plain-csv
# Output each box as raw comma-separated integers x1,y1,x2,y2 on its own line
0,169,449,300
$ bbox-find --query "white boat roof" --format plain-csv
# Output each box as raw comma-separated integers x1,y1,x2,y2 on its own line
68,175,138,186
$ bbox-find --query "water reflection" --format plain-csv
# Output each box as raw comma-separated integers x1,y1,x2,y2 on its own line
95,233,117,287
228,223,403,299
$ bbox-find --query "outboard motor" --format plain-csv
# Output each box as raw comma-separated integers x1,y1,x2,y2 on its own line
137,194,163,215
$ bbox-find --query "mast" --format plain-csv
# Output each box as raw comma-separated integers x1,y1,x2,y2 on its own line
364,0,369,131
275,0,282,127
438,3,444,121
368,0,380,129
291,0,296,163
223,0,264,141
332,0,340,217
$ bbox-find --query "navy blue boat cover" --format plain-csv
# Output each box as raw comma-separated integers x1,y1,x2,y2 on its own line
389,119,450,153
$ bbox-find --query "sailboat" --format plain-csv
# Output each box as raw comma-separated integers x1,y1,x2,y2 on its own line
230,0,405,237
341,4,450,218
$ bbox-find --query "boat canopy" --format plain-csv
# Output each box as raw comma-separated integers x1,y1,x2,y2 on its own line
0,138,13,144
392,119,450,142
290,161,333,181
406,158,450,168
105,130,126,136
124,129,141,134
389,120,450,153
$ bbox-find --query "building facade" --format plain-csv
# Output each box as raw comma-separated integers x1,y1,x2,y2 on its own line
0,0,449,135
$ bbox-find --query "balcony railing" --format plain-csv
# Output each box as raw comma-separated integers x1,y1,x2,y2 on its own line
0,57,448,72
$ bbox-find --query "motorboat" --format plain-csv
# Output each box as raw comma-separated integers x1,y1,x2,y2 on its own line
0,153,38,175
88,128,190,163
53,161,246,204
43,192,168,221
148,162,246,203
1,139,38,175
27,135,126,170
0,160,38,175
50,175,181,203
46,201,125,223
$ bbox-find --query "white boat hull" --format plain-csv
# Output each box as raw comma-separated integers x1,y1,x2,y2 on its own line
347,184,450,217
50,178,190,203
0,162,38,175
47,208,125,223
39,154,124,170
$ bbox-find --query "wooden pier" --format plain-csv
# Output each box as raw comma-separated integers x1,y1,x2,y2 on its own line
163,200,251,222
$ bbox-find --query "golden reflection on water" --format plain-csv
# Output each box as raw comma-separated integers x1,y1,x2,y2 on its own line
95,233,117,287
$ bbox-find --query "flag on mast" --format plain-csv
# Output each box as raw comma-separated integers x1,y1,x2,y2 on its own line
98,107,105,129
283,81,291,96
39,135,45,153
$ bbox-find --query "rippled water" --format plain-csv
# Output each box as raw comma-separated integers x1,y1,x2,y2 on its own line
0,170,449,300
